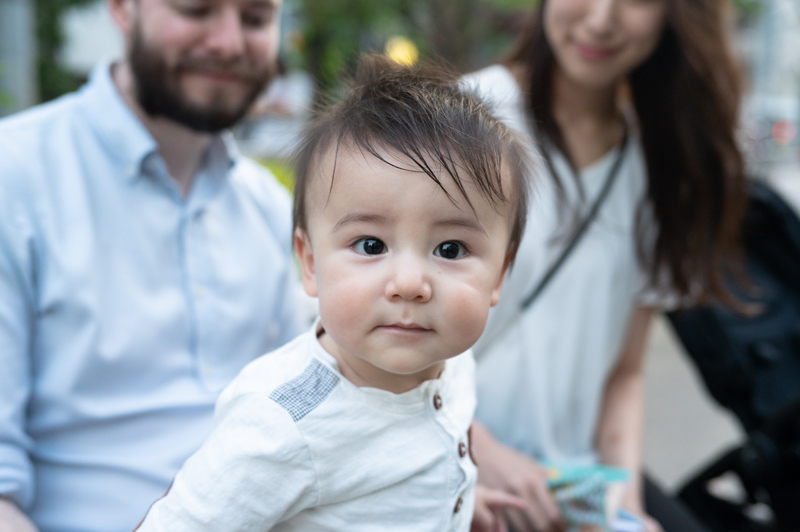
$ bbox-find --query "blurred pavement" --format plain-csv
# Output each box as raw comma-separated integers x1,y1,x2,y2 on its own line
643,317,741,491
643,162,800,492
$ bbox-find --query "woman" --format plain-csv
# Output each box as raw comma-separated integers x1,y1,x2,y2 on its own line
465,1,747,531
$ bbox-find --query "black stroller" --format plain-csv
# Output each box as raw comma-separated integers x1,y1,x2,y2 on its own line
666,180,800,532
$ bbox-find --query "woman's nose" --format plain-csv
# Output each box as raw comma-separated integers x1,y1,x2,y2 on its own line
584,0,618,35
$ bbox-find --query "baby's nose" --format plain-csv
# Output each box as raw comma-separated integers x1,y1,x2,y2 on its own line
385,259,432,302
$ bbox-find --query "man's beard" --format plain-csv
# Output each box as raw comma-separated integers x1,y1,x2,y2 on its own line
129,26,275,133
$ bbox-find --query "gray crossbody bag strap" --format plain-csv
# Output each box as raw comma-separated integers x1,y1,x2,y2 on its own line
474,130,629,356
519,129,629,311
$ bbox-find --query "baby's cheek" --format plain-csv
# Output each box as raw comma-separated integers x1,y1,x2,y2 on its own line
317,277,372,334
445,286,492,346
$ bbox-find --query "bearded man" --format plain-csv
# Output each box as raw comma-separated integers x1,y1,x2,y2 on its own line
0,1,308,530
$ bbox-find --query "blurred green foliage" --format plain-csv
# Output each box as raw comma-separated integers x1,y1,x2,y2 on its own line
35,0,95,102
0,63,14,111
731,0,763,19
293,0,532,98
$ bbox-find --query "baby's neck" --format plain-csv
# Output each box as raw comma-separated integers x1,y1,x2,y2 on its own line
318,333,445,394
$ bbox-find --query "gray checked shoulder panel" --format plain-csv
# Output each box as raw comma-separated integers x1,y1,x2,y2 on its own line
269,359,340,422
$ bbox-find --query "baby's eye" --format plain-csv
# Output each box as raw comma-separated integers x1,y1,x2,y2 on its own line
434,241,466,260
353,238,386,256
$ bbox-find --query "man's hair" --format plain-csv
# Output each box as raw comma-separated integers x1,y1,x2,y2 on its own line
292,54,532,262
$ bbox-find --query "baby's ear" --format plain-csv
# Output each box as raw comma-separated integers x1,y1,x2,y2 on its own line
490,253,512,307
294,229,318,298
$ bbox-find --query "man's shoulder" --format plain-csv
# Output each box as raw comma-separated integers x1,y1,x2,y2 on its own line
0,93,81,146
226,155,294,246
228,156,292,206
0,93,85,184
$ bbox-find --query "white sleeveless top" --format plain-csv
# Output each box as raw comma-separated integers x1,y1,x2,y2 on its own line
463,65,654,464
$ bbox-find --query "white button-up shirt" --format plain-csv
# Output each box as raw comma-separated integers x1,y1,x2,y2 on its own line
139,325,477,531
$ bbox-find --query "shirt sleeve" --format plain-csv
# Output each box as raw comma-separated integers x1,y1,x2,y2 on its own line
0,150,37,509
137,392,319,531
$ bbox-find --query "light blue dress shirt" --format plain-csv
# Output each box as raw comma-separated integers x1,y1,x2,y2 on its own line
0,63,307,532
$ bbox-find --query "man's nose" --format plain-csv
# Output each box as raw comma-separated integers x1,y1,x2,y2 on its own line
205,8,246,59
385,256,433,303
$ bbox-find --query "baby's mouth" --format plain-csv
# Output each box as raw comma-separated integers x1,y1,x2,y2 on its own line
379,323,432,333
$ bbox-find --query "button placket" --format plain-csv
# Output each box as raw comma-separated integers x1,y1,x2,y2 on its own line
184,203,219,389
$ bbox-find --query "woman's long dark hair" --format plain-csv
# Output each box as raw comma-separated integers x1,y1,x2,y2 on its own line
507,0,748,304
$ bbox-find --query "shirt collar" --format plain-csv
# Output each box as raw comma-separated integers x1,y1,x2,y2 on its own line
77,61,157,181
77,61,239,182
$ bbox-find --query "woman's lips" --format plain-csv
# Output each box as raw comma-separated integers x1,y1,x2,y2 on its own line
575,42,619,60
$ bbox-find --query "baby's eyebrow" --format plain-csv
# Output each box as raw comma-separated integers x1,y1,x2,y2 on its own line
332,212,390,231
332,212,486,236
435,217,487,236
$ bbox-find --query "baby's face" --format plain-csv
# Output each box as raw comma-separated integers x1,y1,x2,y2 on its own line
295,145,513,393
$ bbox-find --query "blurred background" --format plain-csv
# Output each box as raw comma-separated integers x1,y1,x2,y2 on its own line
1,0,799,496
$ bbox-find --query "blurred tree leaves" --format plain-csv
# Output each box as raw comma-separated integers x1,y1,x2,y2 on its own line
0,63,14,111
294,0,412,95
731,0,763,19
293,0,532,98
35,0,95,102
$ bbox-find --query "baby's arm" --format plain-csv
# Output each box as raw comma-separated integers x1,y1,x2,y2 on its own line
137,393,318,532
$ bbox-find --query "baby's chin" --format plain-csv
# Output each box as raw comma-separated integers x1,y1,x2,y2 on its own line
379,358,447,378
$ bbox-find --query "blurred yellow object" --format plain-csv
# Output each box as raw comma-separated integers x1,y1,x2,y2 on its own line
256,158,295,191
385,37,419,67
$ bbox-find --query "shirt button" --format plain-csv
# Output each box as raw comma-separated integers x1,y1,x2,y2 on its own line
433,394,443,410
458,442,467,458
453,497,463,514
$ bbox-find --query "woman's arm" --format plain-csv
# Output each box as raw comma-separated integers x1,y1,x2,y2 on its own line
471,421,565,532
594,306,661,530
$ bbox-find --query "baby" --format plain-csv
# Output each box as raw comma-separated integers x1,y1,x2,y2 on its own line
136,54,531,531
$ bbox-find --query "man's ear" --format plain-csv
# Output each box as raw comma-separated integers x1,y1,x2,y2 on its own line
490,253,512,307
107,0,137,35
294,228,318,298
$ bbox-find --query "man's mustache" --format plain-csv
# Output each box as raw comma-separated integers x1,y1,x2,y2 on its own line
175,58,270,83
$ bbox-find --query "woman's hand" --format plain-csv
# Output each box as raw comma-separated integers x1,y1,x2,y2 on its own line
471,484,525,532
471,422,565,532
619,501,663,532
640,514,665,532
